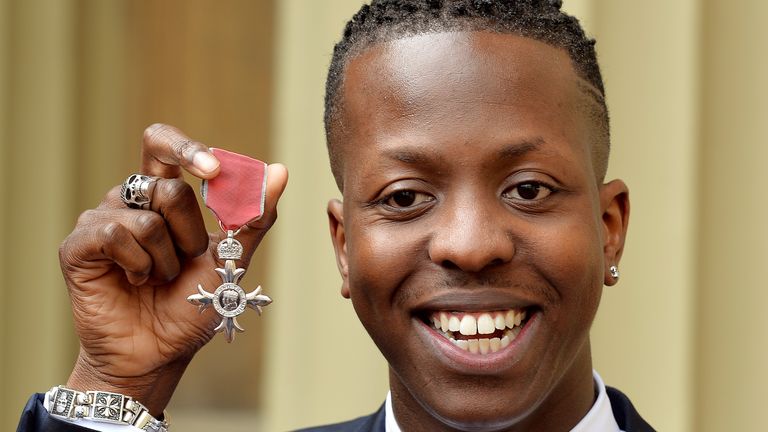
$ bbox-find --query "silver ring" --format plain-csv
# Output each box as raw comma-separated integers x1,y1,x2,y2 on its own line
120,174,156,209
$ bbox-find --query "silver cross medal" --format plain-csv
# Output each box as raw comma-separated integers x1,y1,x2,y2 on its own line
187,230,272,342
186,148,272,343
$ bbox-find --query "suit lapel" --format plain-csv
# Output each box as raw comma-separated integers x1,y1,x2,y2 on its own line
358,404,386,432
606,387,656,432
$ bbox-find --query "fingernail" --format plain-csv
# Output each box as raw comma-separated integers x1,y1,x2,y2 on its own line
193,152,219,173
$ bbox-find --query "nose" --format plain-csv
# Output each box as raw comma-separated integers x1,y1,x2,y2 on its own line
428,200,515,273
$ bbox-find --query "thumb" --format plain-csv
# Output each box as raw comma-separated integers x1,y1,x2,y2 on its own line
221,163,288,265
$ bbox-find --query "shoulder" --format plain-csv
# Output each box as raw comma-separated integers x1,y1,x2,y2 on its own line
606,386,657,432
294,405,386,432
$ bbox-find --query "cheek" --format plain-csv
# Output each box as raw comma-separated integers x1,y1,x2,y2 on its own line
534,214,604,315
345,222,422,320
344,222,428,369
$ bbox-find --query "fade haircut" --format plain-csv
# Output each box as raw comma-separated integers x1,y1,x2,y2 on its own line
325,0,610,189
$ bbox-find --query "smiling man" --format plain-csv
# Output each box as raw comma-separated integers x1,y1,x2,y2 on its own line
18,1,653,431
316,0,647,430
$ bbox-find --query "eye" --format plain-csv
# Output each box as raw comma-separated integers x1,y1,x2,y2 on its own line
503,182,554,201
383,190,434,208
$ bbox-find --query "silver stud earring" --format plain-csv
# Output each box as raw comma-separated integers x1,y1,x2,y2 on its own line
609,265,620,279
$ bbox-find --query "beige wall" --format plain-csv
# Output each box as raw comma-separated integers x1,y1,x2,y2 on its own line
1,0,766,431
697,1,768,430
0,2,80,431
586,1,699,431
262,1,389,431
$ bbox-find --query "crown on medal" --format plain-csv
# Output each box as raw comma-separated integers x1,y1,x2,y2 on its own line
217,238,244,260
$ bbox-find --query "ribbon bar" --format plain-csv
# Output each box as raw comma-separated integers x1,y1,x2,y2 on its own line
202,148,268,230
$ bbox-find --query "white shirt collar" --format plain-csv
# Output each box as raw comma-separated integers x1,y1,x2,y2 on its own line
385,370,624,432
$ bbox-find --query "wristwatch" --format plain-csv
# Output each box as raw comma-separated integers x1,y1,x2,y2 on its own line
45,386,170,431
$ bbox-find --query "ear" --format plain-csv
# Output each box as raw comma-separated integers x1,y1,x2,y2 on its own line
327,199,351,298
599,180,630,286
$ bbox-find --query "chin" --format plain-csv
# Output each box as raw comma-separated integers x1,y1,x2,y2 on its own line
415,391,543,432
390,365,549,432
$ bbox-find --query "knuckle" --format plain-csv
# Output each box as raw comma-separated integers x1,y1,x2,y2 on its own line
58,236,74,265
102,186,124,206
59,242,86,279
76,209,99,226
174,139,193,160
156,178,194,204
143,123,169,143
132,213,167,242
173,139,204,164
101,221,128,244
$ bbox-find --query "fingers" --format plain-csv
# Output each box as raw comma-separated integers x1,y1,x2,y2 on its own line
98,221,153,285
107,212,179,285
148,179,209,257
233,163,289,264
104,178,209,258
66,210,181,286
98,122,286,282
141,123,220,179
65,178,209,286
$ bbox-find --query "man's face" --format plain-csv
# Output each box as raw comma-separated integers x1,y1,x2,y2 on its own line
328,32,628,430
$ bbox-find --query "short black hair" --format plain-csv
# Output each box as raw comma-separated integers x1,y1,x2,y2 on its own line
325,0,610,188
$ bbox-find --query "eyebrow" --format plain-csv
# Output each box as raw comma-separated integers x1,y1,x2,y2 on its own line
497,138,544,160
382,147,446,165
380,138,546,167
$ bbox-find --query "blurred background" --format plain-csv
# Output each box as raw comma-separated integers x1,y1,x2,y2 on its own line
0,0,765,430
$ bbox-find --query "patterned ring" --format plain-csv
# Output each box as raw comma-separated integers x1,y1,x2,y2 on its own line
120,174,156,209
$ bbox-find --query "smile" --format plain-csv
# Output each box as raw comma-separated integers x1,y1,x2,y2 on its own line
426,309,529,355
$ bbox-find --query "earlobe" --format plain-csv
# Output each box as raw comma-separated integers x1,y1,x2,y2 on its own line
599,180,630,286
327,199,351,298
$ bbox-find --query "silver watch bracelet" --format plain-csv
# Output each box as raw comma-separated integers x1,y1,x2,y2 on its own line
45,386,170,432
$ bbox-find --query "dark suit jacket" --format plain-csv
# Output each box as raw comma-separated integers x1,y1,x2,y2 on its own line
296,387,655,432
18,387,654,431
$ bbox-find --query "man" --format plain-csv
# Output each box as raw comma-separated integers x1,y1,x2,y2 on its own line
18,0,653,430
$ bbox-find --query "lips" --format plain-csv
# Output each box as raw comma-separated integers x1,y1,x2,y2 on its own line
426,309,529,354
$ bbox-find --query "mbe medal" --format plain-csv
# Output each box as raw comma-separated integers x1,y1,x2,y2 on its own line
186,148,271,342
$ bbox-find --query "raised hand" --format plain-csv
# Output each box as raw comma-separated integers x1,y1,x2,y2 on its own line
59,124,288,415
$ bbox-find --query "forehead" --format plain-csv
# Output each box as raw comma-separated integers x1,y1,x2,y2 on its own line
336,31,595,183
348,32,575,104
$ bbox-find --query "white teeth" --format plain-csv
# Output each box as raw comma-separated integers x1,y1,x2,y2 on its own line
505,310,516,329
490,337,501,352
494,313,506,330
429,309,529,355
445,327,520,354
459,315,478,336
479,338,490,354
500,335,511,348
448,315,460,332
477,313,495,335
432,315,440,329
440,312,449,332
430,309,527,332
